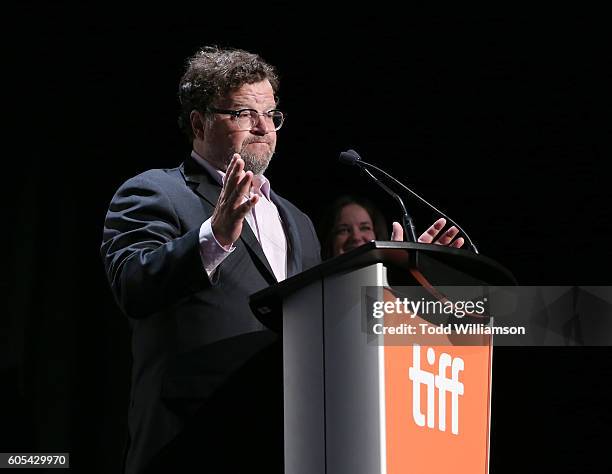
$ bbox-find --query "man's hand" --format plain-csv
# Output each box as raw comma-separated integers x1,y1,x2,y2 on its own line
390,218,465,248
418,217,464,248
211,154,259,247
390,222,404,241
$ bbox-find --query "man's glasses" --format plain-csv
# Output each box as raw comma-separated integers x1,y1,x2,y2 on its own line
207,107,285,131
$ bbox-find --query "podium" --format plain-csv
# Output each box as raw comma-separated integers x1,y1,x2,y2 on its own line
250,241,515,474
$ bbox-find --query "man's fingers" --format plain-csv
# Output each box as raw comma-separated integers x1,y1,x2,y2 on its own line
234,170,254,201
417,219,465,248
449,237,465,248
434,225,459,245
418,217,446,243
235,194,259,217
219,155,242,205
226,154,239,177
223,167,252,210
211,155,258,246
390,222,404,242
226,155,244,190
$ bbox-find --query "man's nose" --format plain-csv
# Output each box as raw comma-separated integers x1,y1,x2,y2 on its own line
251,115,274,135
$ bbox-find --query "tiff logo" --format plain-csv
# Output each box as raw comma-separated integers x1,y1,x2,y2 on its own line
408,344,465,435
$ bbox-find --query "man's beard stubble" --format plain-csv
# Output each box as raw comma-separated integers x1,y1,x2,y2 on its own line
238,137,275,176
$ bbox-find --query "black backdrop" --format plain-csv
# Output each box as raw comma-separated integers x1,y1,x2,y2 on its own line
4,5,612,473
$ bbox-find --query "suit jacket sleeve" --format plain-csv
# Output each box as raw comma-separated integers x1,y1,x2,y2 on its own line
101,173,212,319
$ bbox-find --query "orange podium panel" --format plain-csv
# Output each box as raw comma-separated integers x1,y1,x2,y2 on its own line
383,339,492,474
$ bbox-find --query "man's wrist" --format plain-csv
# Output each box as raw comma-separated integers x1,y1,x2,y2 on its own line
210,220,234,249
199,218,234,276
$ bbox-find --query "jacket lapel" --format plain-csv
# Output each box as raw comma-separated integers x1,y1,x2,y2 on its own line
181,156,277,284
271,191,303,278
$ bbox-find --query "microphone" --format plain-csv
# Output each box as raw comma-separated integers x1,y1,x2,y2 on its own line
339,150,417,243
338,150,360,166
339,149,479,253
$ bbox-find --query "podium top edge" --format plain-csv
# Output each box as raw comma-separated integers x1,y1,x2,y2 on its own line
249,240,515,308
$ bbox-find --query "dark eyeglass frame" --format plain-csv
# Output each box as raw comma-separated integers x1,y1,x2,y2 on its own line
207,107,285,131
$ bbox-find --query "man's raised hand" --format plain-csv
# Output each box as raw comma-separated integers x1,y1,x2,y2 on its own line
390,218,464,248
418,217,464,248
211,154,259,247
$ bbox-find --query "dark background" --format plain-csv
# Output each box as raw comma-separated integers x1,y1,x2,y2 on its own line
4,5,611,473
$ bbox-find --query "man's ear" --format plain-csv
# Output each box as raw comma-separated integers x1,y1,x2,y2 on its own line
190,110,206,140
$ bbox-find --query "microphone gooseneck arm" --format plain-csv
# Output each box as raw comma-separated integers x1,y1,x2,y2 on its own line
360,167,418,243
339,149,479,253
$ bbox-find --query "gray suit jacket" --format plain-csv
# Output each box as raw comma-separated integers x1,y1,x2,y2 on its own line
101,155,321,473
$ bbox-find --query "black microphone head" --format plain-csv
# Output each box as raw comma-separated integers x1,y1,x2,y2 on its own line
339,149,362,166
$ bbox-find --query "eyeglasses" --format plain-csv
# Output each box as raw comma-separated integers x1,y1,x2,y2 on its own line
207,107,285,131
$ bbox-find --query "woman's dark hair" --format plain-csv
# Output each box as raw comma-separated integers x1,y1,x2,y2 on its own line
177,45,279,141
320,195,389,260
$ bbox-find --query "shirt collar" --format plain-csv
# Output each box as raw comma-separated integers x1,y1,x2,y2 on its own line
191,150,224,187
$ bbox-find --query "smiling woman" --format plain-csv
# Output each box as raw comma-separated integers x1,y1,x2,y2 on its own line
321,195,389,259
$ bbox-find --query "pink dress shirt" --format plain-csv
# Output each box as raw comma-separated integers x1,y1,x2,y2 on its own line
193,151,288,281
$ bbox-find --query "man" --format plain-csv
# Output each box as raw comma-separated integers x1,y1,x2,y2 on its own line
101,46,465,474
